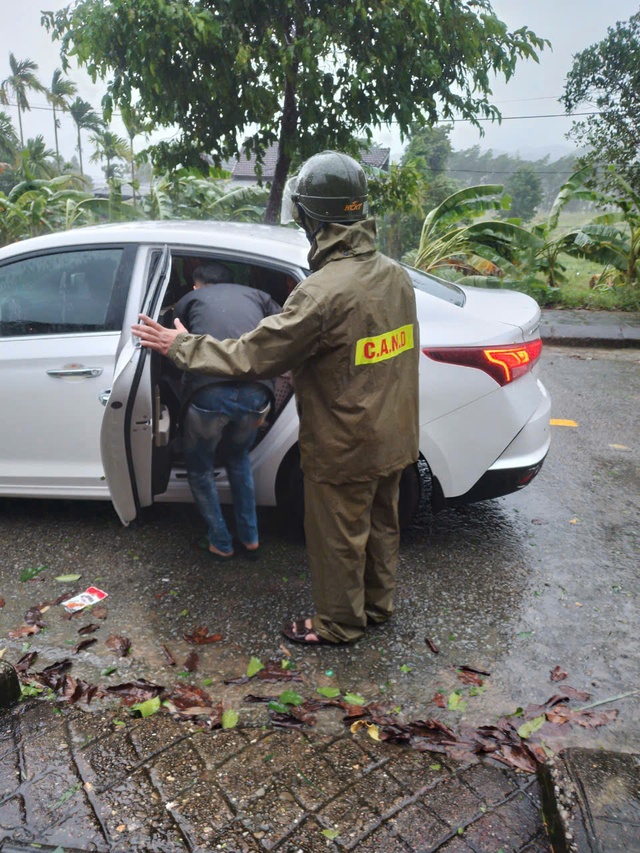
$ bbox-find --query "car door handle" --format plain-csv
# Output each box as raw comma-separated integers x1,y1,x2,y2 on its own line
46,367,104,378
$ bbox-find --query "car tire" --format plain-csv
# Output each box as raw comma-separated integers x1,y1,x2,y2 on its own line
276,448,426,536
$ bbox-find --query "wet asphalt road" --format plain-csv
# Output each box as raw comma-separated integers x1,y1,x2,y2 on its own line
1,346,638,753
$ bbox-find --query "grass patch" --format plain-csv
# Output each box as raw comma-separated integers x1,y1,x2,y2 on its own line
517,255,640,311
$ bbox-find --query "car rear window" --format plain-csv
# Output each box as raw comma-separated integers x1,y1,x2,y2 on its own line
404,266,466,307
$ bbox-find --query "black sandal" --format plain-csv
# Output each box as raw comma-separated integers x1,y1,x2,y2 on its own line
282,618,333,645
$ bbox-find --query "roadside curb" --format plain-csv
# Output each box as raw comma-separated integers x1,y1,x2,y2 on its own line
538,748,640,853
540,309,640,348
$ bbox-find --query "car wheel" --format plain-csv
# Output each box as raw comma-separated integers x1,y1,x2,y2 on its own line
276,449,429,535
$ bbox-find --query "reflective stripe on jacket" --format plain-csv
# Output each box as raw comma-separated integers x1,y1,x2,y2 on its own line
168,219,420,483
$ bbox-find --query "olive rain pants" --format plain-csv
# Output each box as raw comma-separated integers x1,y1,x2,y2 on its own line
305,470,403,643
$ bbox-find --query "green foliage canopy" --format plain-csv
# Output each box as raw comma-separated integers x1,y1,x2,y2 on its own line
44,0,547,221
502,164,542,222
562,12,640,191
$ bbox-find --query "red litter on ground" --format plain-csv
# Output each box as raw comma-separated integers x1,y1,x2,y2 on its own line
62,587,108,613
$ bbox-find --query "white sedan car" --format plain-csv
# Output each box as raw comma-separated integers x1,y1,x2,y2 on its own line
0,221,550,528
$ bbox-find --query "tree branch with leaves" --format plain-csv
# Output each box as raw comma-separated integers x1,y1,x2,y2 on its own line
44,0,548,222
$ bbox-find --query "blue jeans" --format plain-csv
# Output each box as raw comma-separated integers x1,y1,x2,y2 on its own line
182,383,270,553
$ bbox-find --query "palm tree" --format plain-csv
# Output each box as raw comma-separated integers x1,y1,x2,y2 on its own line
122,107,148,204
19,136,57,180
89,128,130,181
0,54,47,147
69,97,102,176
47,69,77,170
0,110,19,165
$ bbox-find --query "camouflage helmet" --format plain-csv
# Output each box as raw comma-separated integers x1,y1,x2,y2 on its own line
291,151,368,223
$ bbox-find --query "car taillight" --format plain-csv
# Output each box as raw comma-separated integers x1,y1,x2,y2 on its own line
422,338,542,386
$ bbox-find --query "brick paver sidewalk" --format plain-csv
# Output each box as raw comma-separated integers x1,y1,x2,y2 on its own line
0,702,550,852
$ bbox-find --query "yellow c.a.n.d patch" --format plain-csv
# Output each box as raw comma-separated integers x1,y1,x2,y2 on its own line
355,324,414,365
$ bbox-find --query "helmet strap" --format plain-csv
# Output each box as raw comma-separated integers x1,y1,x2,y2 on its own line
296,204,325,244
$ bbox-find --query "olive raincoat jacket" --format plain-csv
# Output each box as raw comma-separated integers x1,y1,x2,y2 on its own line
167,219,420,483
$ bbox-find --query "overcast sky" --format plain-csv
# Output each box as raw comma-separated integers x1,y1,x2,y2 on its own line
1,0,638,178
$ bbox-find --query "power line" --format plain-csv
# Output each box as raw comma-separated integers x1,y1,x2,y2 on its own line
2,99,600,124
450,111,600,122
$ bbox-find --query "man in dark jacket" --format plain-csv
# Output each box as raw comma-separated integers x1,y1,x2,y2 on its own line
132,152,419,643
174,262,280,559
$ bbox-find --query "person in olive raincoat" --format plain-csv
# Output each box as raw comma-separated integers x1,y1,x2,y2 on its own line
132,151,420,645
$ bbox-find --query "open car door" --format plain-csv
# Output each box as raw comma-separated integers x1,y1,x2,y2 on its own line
100,246,173,525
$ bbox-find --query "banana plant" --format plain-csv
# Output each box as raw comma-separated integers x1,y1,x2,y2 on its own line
414,184,541,278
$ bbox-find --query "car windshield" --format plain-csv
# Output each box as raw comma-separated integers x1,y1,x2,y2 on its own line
403,265,465,307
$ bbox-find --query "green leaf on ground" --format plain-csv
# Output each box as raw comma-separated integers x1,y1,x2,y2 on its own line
222,709,239,729
400,664,412,672
201,678,213,686
282,658,296,670
430,763,442,771
280,689,303,706
344,692,366,706
55,573,82,582
100,666,117,676
517,714,546,739
469,684,487,696
20,683,44,698
317,686,341,699
447,691,468,712
247,656,264,677
20,565,47,582
53,782,81,809
268,701,289,714
322,829,340,840
131,696,161,718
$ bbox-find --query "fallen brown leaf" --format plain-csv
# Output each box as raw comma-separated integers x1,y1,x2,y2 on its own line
225,659,303,685
35,659,74,691
77,623,101,636
106,635,131,657
15,651,38,672
456,669,484,687
91,604,108,620
106,679,165,705
160,644,176,666
433,693,447,708
8,623,41,639
550,665,568,682
425,637,440,654
167,683,214,711
183,651,199,672
183,626,223,645
562,686,591,702
546,705,618,728
498,743,539,774
73,638,98,654
24,607,46,627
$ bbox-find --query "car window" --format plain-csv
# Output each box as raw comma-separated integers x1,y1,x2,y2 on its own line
0,246,133,337
162,253,299,308
403,265,466,307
